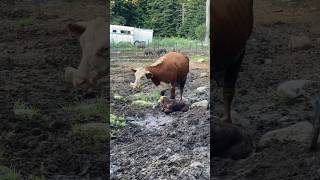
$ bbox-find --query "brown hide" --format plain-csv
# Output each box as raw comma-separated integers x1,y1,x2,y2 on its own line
212,0,253,61
145,52,189,86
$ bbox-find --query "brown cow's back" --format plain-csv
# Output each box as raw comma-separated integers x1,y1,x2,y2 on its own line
212,0,253,62
146,52,189,84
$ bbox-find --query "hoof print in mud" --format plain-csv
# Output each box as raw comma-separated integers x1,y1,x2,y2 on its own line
212,123,253,160
159,96,189,114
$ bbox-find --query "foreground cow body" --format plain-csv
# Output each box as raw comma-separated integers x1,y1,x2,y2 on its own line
65,17,108,91
130,52,189,100
211,0,253,123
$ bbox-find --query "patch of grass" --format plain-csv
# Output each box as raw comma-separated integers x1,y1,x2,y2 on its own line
70,123,109,142
0,166,20,180
272,92,296,106
129,90,160,107
28,175,46,180
110,114,126,128
130,90,160,102
16,17,33,27
64,98,109,121
190,55,208,62
14,100,40,119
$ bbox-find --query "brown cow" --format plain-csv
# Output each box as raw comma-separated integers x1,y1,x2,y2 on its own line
130,52,189,100
65,17,108,92
211,0,253,123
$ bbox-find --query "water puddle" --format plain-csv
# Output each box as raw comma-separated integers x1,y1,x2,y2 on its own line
127,113,173,130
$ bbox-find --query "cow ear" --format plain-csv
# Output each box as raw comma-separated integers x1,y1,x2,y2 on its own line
145,71,153,79
67,23,86,36
131,68,137,73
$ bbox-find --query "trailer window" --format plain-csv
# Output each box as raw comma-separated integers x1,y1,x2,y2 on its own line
120,30,131,35
112,30,117,33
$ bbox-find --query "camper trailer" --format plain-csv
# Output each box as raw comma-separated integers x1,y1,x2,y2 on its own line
110,25,153,45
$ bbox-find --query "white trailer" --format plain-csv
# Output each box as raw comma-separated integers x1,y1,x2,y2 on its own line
110,25,153,45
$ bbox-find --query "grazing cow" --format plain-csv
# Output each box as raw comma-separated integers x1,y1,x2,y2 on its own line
144,48,155,56
130,52,189,100
211,0,253,123
64,17,108,92
156,48,167,57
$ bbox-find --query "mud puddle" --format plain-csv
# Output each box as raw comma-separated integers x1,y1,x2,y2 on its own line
127,113,173,130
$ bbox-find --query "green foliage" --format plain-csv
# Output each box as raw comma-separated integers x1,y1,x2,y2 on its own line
195,23,206,40
129,90,160,108
110,114,126,128
111,0,207,39
16,17,33,27
63,98,109,122
14,100,40,119
0,166,20,180
70,123,109,142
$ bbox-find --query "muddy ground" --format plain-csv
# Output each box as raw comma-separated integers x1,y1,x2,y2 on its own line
110,60,210,179
0,0,108,179
212,0,320,179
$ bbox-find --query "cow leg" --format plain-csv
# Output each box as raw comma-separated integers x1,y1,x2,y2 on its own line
222,87,235,123
160,90,166,96
170,83,176,99
222,48,245,123
179,79,187,101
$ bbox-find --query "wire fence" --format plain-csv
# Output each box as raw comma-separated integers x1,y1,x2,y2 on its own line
111,39,209,62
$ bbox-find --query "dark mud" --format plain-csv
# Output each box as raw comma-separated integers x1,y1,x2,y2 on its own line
110,61,210,179
212,0,320,179
0,0,108,179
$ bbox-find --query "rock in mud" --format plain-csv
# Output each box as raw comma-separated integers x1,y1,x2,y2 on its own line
258,121,320,148
277,79,312,98
196,86,208,94
191,100,208,109
200,72,208,77
289,35,313,51
212,123,253,160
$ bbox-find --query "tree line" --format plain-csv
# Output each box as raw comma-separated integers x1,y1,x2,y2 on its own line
111,0,207,40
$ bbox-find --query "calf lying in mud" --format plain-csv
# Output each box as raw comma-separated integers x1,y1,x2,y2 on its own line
64,17,108,92
130,52,189,100
159,96,188,114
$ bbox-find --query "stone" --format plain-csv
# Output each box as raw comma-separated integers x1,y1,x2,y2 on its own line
200,72,208,77
196,86,208,93
289,35,313,51
277,80,312,98
258,121,319,147
191,100,208,109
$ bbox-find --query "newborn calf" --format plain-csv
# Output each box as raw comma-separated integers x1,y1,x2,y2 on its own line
65,17,108,92
159,96,188,114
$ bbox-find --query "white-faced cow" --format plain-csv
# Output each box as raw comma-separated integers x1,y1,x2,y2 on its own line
130,52,189,101
65,17,108,92
211,0,253,123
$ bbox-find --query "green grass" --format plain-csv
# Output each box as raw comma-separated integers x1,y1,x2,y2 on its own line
130,90,160,102
14,100,40,119
110,37,209,51
0,166,20,180
64,98,109,121
28,175,46,180
110,114,126,128
190,54,208,62
129,90,161,108
70,123,109,142
16,17,33,27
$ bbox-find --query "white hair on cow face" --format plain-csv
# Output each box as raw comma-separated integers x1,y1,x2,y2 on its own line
130,67,149,89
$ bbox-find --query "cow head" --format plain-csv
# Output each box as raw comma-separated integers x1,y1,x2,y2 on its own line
65,17,108,91
65,67,98,92
130,67,153,89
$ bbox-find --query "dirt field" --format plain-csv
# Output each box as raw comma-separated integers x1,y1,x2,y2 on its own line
212,0,320,179
0,0,108,179
110,59,210,179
